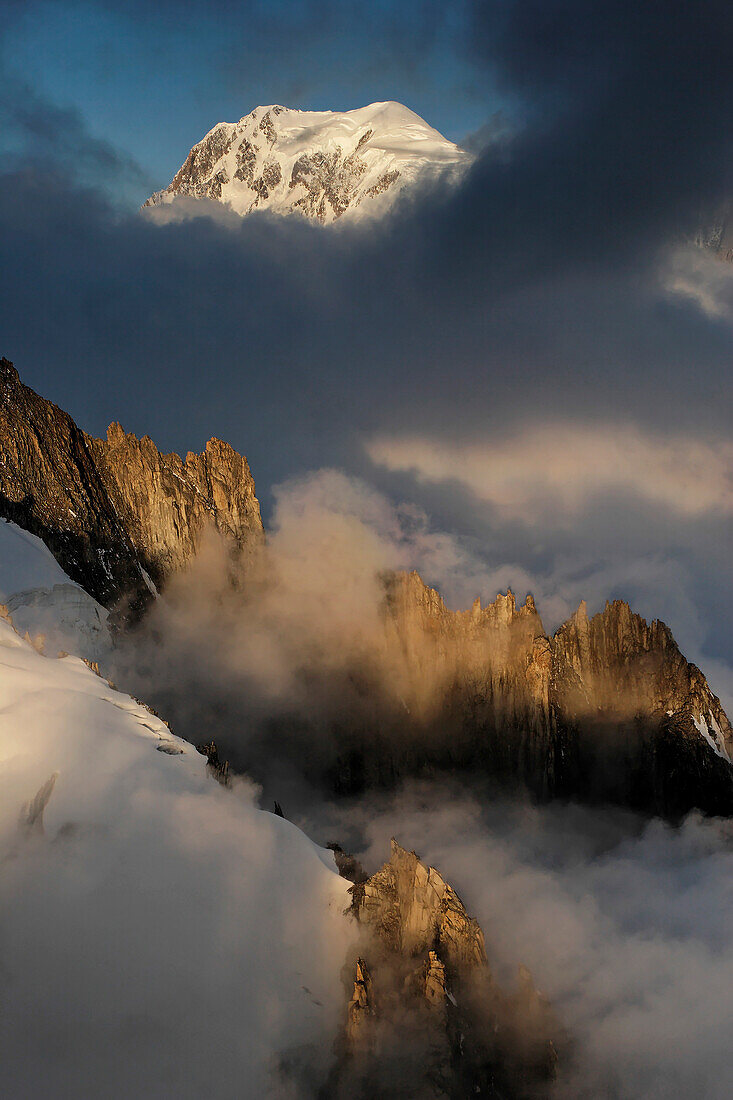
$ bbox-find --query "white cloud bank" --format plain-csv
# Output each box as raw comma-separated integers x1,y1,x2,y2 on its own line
367,425,733,519
0,616,355,1097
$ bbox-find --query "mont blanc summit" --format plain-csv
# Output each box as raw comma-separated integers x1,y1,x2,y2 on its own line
144,102,469,223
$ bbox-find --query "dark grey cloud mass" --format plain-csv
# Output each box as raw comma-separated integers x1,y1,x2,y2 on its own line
0,75,152,198
0,0,731,688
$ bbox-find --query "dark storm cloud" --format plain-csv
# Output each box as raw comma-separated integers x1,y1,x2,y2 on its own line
0,76,152,195
2,0,730,427
0,0,731,689
420,0,733,289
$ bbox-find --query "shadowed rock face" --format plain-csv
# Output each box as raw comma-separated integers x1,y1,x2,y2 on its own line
324,840,558,1098
343,572,733,819
0,358,263,614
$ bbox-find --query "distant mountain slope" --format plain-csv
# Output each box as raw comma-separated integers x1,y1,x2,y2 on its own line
0,357,263,613
144,102,469,223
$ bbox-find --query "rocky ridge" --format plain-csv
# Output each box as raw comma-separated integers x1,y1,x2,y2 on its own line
352,571,733,818
325,840,558,1098
144,102,469,224
0,358,263,613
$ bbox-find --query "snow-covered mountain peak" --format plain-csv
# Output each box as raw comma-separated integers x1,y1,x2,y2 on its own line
144,101,470,224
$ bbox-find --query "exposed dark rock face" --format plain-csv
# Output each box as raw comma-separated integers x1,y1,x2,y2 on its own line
327,843,368,885
324,840,559,1098
165,122,235,201
194,740,231,786
325,571,733,819
0,358,263,614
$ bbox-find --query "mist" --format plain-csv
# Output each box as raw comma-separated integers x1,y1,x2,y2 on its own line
96,458,733,1095
109,469,480,811
0,620,357,1098
303,781,733,1100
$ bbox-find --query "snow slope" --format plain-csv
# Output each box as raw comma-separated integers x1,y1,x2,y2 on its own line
0,618,354,1096
144,101,470,224
0,518,110,660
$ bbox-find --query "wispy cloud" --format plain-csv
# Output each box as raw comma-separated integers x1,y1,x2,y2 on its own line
367,425,733,518
665,245,733,322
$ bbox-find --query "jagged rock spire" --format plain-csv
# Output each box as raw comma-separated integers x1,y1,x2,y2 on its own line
331,839,558,1097
0,358,263,613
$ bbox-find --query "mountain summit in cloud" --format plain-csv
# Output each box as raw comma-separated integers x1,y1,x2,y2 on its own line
144,102,469,223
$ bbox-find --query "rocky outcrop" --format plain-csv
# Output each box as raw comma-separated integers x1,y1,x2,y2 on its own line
324,571,733,819
325,840,558,1098
350,839,487,972
4,357,731,818
345,958,374,1047
549,598,733,817
86,423,263,587
0,358,263,613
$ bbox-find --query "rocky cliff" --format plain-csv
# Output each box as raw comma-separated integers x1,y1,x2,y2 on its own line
325,840,558,1098
0,358,263,613
86,422,262,587
321,570,733,819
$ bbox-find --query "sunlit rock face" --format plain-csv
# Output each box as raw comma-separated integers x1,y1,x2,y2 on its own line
0,358,263,614
86,424,263,588
326,839,558,1098
351,838,487,971
357,572,733,818
144,102,469,224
